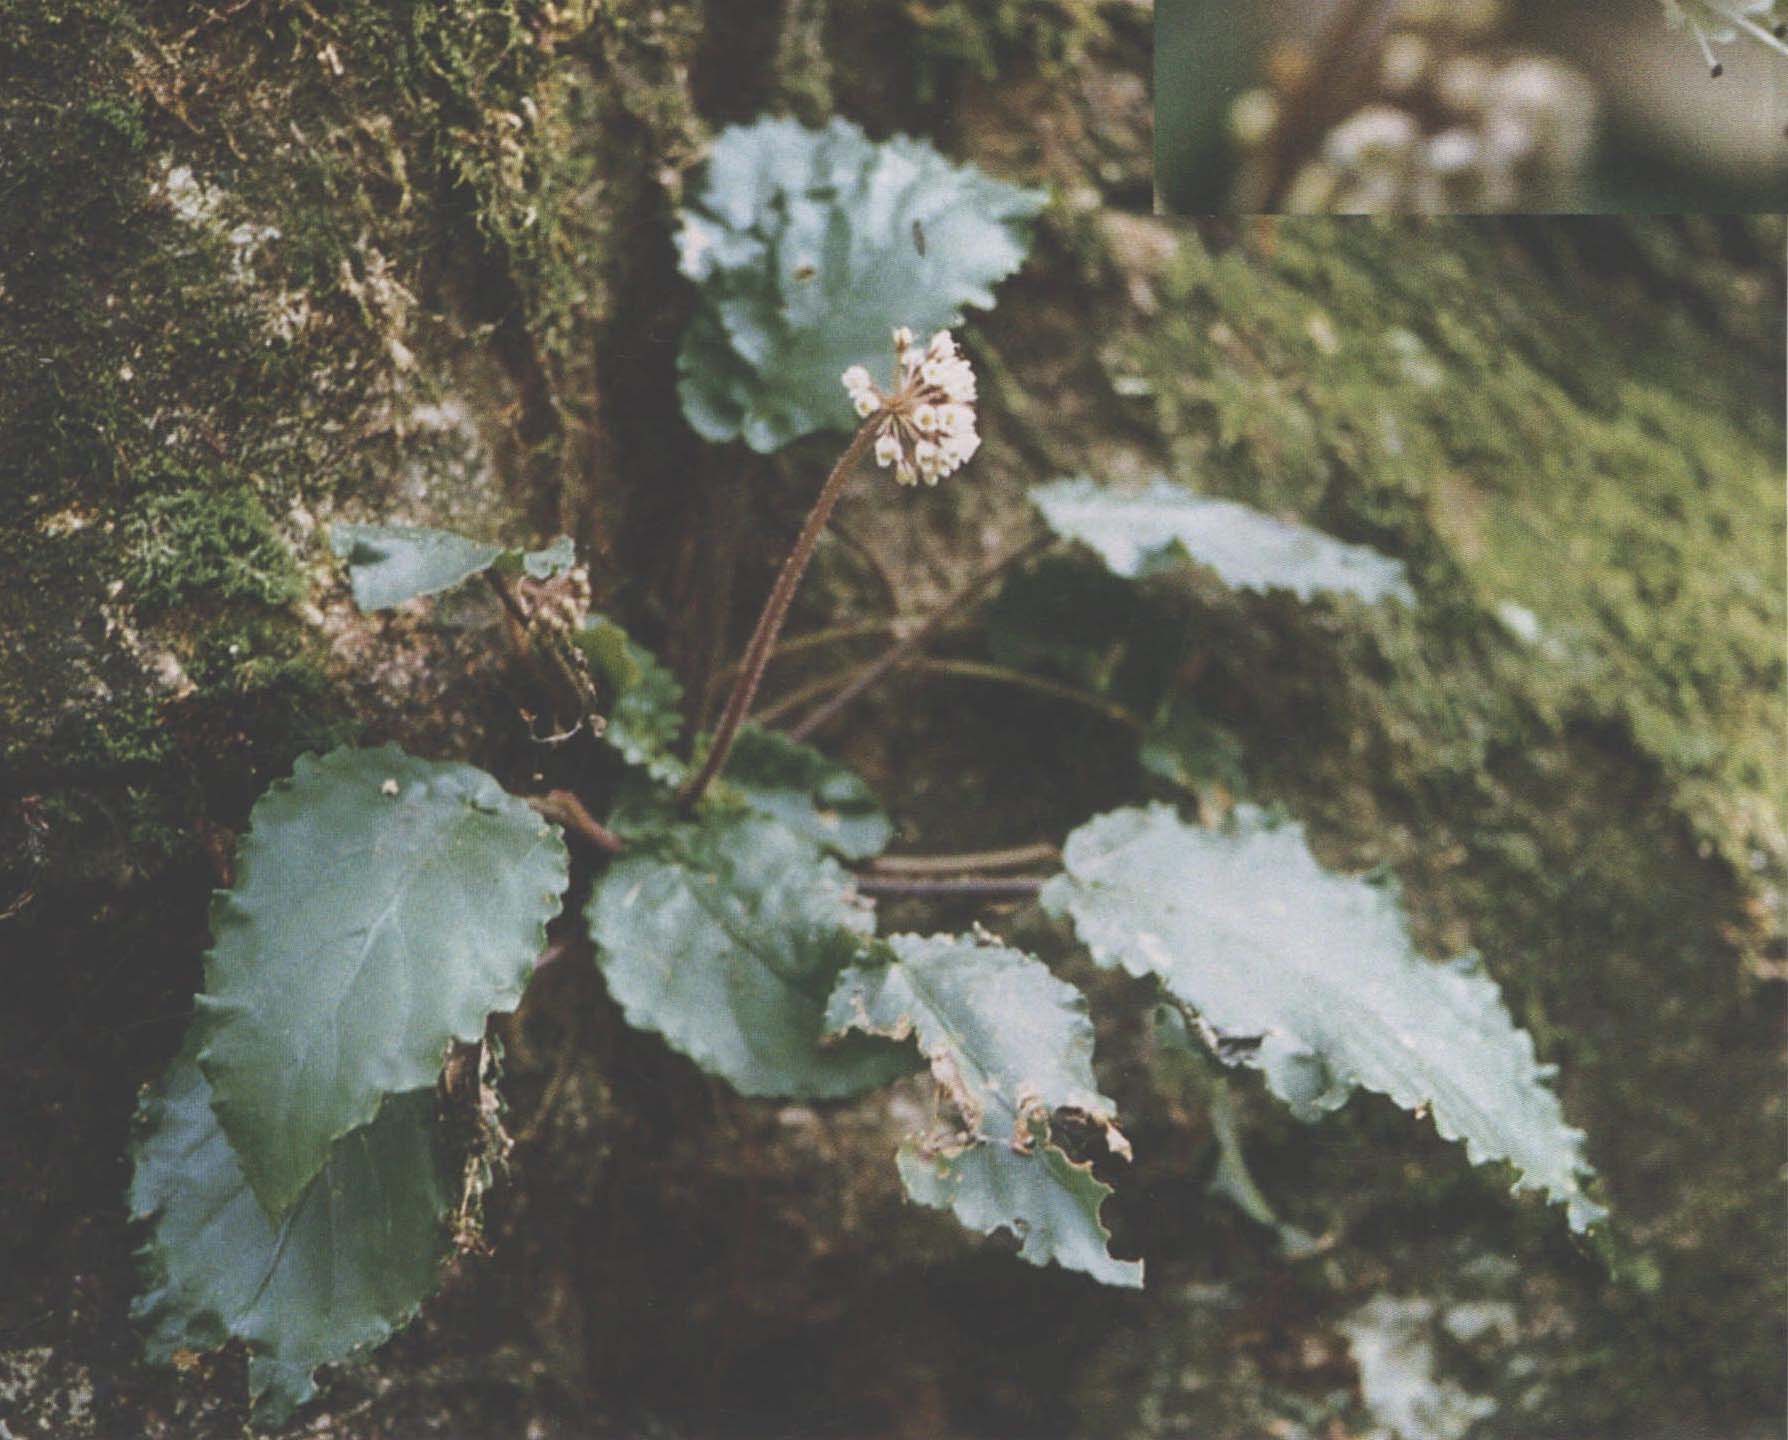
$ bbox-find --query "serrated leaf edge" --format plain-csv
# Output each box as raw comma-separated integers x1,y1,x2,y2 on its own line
827,933,1143,1286
1043,803,1605,1232
197,743,569,1216
126,1052,451,1423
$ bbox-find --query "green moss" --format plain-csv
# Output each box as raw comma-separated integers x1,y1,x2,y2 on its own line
0,0,710,910
120,485,304,613
1128,219,1786,885
901,0,1110,89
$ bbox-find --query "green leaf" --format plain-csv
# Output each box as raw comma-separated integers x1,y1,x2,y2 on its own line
498,533,577,581
1139,693,1248,798
129,1041,450,1426
586,810,912,1098
573,615,688,783
330,523,574,610
896,1127,1139,1289
719,726,893,860
198,745,569,1216
676,116,1046,453
1043,804,1604,1232
826,934,1142,1288
1031,477,1413,604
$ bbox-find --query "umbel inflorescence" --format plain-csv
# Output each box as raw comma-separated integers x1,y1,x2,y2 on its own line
842,327,981,487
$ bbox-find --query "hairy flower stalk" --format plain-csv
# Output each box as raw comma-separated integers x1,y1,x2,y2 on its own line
678,328,981,810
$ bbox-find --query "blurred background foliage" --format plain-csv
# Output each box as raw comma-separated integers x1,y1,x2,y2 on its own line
1158,0,1788,212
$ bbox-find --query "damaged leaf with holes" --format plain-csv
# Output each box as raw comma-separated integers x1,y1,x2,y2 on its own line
826,933,1143,1288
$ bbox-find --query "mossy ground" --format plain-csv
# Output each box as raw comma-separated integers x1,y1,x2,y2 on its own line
0,2,1780,1437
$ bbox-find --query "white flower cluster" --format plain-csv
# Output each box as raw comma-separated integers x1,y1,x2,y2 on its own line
1228,4,1597,213
841,327,981,487
1663,0,1787,73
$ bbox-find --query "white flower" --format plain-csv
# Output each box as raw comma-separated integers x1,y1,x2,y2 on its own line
841,362,882,418
844,324,984,487
1379,32,1431,95
1228,88,1281,147
1426,129,1482,176
1323,106,1420,167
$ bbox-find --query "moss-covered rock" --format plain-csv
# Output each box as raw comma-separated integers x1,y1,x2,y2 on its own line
0,0,709,896
1084,215,1785,1436
1124,217,1785,895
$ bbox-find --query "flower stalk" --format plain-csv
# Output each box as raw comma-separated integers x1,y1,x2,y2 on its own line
679,327,985,811
677,420,879,809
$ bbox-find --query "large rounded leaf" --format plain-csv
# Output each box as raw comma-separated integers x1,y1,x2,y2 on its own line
198,745,568,1216
586,811,910,1098
129,1041,451,1426
675,116,1046,453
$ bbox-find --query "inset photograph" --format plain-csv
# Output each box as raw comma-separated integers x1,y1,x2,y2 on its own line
1157,0,1788,212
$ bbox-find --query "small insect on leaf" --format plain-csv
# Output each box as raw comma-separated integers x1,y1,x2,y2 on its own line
912,219,926,257
792,262,818,282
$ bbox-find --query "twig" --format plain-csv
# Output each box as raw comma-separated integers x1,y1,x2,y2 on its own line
852,874,1047,899
758,656,1142,732
749,667,874,729
485,571,606,736
787,533,1056,742
679,419,879,810
915,658,1145,731
515,1038,583,1148
866,843,1059,876
529,790,625,854
711,620,898,688
175,0,266,43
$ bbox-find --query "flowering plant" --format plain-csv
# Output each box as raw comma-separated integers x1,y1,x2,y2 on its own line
124,117,1605,1431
